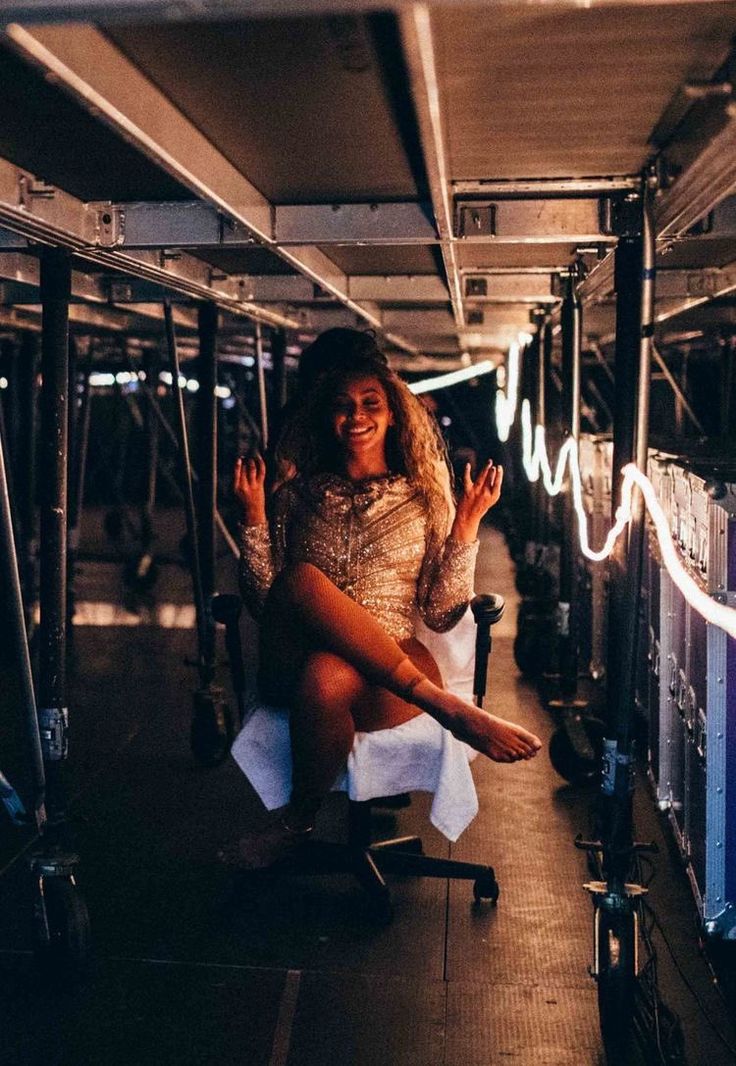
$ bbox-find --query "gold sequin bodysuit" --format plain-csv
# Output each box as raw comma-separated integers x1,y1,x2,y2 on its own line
239,473,478,642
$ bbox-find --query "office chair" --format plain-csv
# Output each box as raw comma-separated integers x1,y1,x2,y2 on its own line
212,592,505,924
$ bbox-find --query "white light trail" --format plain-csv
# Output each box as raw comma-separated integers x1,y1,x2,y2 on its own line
408,359,495,395
506,355,736,640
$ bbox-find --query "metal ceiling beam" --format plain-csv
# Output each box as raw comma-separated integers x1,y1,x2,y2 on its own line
0,160,300,328
87,199,439,248
453,197,612,243
3,23,419,352
273,203,437,245
225,274,450,304
398,4,465,330
0,252,107,303
453,178,640,197
463,272,557,303
581,103,736,308
2,0,724,22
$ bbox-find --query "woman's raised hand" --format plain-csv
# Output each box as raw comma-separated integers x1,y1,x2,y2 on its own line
234,454,267,526
451,461,504,544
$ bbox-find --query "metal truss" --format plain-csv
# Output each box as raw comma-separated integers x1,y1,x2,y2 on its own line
0,161,300,329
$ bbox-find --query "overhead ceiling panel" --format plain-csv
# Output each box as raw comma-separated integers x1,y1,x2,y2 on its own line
0,44,190,201
433,3,736,181
107,15,420,204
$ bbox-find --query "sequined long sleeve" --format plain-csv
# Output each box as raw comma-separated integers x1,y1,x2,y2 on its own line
237,484,292,618
417,535,479,633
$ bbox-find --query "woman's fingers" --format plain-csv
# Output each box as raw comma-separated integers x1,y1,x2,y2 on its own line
463,462,474,494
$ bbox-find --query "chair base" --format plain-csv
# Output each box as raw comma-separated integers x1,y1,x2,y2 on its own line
272,833,499,923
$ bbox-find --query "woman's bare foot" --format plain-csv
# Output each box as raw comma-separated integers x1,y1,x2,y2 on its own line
408,675,542,763
218,812,313,870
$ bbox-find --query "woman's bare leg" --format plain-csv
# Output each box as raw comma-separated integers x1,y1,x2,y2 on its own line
221,646,423,867
261,562,541,763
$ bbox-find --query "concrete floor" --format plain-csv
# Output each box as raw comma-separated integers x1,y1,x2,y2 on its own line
0,515,735,1065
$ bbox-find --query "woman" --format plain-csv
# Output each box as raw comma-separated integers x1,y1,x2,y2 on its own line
227,346,541,867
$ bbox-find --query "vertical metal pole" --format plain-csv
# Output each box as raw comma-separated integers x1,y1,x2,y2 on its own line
195,301,218,679
16,332,38,616
540,319,553,545
66,337,79,641
0,410,46,827
271,327,288,412
604,183,655,887
141,347,159,552
163,301,208,670
558,275,582,697
39,246,71,827
254,321,269,451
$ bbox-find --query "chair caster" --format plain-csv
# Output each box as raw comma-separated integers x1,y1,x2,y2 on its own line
191,688,234,767
473,873,499,905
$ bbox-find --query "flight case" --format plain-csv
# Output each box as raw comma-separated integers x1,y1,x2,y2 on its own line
648,455,736,937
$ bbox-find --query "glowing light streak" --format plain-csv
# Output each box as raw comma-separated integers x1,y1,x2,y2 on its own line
505,355,736,640
408,359,495,395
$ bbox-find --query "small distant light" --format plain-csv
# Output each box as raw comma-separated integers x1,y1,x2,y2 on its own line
0,376,7,389
222,396,236,409
115,371,134,385
89,372,115,387
186,379,199,392
440,415,452,427
215,385,232,399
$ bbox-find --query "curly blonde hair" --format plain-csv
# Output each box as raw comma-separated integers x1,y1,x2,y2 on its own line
275,356,453,554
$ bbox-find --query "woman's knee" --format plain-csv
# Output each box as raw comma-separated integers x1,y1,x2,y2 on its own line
297,651,364,710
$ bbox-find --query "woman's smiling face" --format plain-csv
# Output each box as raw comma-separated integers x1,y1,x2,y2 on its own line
330,375,394,462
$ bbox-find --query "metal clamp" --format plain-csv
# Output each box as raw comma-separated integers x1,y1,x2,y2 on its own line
38,707,69,761
601,738,635,796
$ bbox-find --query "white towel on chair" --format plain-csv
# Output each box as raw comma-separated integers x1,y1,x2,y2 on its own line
229,605,481,842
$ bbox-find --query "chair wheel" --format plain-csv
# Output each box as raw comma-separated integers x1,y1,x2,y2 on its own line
473,874,499,905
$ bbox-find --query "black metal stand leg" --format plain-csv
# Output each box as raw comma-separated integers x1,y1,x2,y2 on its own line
16,333,39,619
39,246,72,832
195,301,218,679
0,395,45,829
254,321,269,451
165,300,232,765
271,327,288,412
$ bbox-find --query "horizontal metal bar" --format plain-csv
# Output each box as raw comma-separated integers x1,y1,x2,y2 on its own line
0,160,298,328
454,197,612,242
91,200,224,249
655,266,736,301
657,110,736,236
273,202,437,245
4,23,418,351
463,272,556,303
348,274,449,302
381,307,456,333
0,252,108,303
4,0,716,23
453,177,640,197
